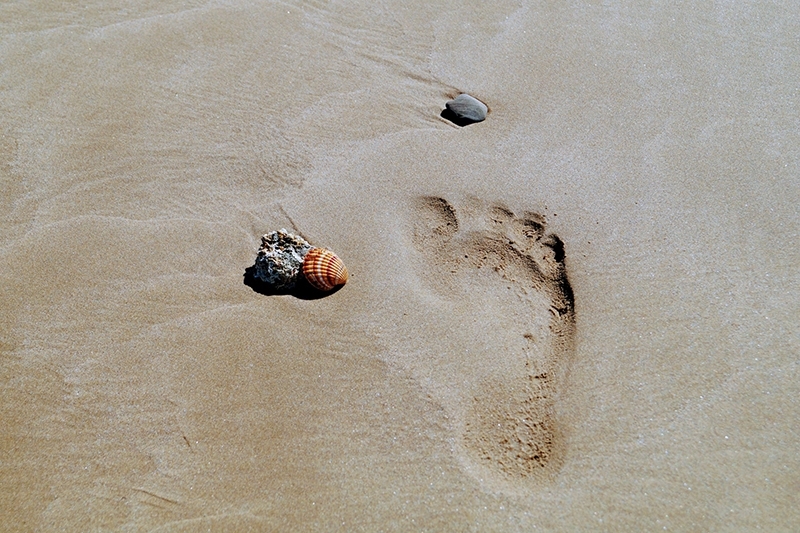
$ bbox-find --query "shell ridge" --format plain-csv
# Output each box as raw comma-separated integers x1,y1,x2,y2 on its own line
302,247,348,291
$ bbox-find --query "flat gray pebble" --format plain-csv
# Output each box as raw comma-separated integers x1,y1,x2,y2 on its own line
445,94,488,123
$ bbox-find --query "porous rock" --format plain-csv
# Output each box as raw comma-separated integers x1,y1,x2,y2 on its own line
445,94,488,124
253,229,312,289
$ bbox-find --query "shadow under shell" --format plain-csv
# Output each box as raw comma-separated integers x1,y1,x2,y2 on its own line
243,265,344,300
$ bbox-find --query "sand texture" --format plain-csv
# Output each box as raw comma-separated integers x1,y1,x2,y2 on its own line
1,1,799,531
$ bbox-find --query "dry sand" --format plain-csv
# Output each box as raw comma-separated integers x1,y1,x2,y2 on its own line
1,1,799,531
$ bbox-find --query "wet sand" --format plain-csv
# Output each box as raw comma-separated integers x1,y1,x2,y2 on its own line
1,1,799,531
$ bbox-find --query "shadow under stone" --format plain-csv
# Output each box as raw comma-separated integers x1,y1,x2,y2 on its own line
243,265,342,300
441,108,483,127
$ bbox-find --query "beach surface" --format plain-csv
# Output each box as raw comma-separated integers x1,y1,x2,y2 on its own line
2,1,798,531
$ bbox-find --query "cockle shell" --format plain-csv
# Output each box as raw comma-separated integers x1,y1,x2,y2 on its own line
302,247,349,291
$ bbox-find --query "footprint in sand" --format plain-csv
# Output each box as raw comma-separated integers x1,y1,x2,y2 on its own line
410,196,575,485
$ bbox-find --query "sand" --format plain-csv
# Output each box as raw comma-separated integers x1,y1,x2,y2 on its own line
1,1,798,531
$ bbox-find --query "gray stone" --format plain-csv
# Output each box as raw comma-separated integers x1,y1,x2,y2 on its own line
445,94,488,123
253,229,312,289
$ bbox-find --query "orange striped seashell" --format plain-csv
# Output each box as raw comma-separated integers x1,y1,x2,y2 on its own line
302,247,349,291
